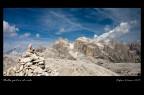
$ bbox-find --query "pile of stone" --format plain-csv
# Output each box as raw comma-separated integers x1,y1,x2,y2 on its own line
3,44,59,76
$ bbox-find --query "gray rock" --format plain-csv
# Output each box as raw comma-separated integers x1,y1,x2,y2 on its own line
38,61,44,64
22,52,33,57
39,57,45,61
28,44,32,50
31,54,39,60
24,62,33,67
4,44,60,76
6,68,15,76
33,60,44,63
20,58,32,63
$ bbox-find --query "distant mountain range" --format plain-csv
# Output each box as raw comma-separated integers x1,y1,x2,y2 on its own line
4,47,23,56
51,37,141,63
3,36,141,63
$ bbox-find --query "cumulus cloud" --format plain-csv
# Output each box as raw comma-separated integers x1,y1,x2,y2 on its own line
20,33,31,38
3,21,19,37
94,34,98,38
56,28,65,34
94,22,130,42
36,33,40,38
9,33,18,37
104,25,111,32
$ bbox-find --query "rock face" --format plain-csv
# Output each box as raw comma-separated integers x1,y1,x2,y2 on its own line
74,37,101,57
52,38,77,60
101,41,141,63
4,44,59,76
52,38,70,56
73,37,141,63
127,42,141,62
50,37,141,63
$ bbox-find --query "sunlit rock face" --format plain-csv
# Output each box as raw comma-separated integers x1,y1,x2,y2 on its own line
73,37,141,63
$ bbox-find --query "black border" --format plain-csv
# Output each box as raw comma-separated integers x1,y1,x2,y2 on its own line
1,0,143,8
1,0,143,88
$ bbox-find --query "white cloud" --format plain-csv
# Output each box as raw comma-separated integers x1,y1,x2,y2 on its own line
130,20,137,24
36,33,40,38
56,28,65,34
3,21,19,37
9,33,18,37
94,22,130,42
60,28,65,32
94,34,98,38
104,25,111,32
20,33,31,38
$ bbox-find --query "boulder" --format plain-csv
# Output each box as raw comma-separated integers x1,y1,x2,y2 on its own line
19,58,32,63
6,68,15,76
25,62,33,67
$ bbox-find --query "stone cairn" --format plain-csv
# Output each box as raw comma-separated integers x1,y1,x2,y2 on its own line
4,44,59,76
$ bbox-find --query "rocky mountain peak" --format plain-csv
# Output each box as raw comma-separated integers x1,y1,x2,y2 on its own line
55,37,69,45
49,36,141,63
76,36,93,43
74,36,141,63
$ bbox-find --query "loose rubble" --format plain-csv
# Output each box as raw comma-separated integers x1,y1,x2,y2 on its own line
3,44,59,76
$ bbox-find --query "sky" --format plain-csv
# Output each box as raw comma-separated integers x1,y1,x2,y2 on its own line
3,8,141,52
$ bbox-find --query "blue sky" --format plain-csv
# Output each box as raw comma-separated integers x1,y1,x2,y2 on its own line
3,8,141,52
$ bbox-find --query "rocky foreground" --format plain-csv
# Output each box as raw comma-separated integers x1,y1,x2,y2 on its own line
3,44,118,76
4,44,59,76
3,37,141,76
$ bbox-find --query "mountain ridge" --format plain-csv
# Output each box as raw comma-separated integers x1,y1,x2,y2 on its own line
3,36,141,76
51,36,141,63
